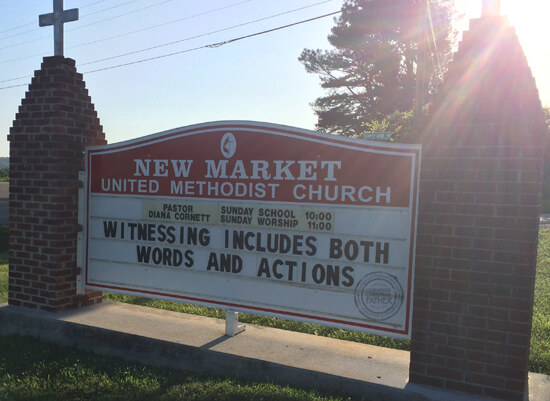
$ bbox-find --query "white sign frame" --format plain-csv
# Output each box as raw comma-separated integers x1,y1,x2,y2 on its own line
81,121,421,339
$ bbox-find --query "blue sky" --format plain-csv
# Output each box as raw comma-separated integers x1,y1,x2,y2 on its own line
0,0,548,157
0,0,342,157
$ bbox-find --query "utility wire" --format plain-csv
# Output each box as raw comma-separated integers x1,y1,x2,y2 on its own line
0,74,32,84
205,12,338,48
71,0,255,48
0,10,341,90
426,0,443,82
82,0,143,18
81,0,110,9
78,0,336,66
0,83,27,90
0,21,34,35
425,29,438,77
0,0,148,44
0,0,111,36
82,11,341,74
0,0,256,66
71,0,176,31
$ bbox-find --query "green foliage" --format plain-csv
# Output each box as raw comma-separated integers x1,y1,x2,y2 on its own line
299,0,455,137
2,228,550,378
0,336,348,401
359,110,414,142
0,226,7,303
0,260,7,304
0,168,8,180
105,293,411,351
530,228,550,373
107,228,550,372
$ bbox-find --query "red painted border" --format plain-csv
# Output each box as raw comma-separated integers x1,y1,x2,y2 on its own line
84,121,421,337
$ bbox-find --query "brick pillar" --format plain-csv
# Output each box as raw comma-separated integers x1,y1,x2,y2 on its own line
409,17,546,401
8,56,107,312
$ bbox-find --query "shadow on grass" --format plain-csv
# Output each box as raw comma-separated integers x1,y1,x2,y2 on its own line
0,335,349,401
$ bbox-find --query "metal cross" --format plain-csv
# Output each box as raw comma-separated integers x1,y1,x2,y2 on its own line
39,0,79,57
481,0,501,17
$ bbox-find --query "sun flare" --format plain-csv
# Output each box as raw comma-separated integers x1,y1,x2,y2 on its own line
501,0,547,53
456,0,548,53
454,0,550,106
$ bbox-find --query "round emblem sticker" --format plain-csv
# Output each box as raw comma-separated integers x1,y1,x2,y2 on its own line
354,272,404,321
220,132,236,158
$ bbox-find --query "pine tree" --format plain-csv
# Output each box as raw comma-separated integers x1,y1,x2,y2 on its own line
299,0,455,137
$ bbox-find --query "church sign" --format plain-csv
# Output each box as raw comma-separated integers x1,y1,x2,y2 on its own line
80,121,421,339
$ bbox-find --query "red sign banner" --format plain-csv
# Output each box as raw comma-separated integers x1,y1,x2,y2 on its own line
83,121,421,338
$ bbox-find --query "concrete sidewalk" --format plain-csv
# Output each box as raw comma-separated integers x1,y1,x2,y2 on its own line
1,302,549,401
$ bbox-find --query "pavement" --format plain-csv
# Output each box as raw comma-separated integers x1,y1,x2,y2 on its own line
1,301,549,401
0,184,549,399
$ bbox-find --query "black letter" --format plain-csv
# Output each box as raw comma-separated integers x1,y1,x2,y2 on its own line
342,266,354,287
329,238,342,259
257,258,271,278
136,245,151,263
376,242,389,264
103,221,118,238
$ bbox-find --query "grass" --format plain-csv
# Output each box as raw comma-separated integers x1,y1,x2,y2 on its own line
531,228,550,373
0,226,7,304
0,227,550,400
103,293,410,351
102,231,550,367
0,336,347,401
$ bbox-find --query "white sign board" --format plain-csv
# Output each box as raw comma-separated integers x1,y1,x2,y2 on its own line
81,121,421,339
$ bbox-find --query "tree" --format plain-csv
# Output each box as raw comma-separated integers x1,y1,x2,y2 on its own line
299,0,455,138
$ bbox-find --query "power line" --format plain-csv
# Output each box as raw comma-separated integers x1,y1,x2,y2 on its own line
0,10,341,90
0,0,110,34
71,0,176,31
70,0,255,49
0,0,154,45
82,0,143,18
0,74,32,84
0,83,27,90
0,0,257,66
82,11,341,74
78,0,336,67
81,0,110,9
205,11,341,49
0,1,127,35
0,21,34,35
426,0,443,82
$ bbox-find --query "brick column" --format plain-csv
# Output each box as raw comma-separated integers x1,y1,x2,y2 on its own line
8,56,106,312
409,17,547,401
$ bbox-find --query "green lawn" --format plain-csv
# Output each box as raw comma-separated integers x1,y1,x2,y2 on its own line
531,228,550,373
0,226,7,304
103,293,410,351
0,336,345,401
0,228,549,400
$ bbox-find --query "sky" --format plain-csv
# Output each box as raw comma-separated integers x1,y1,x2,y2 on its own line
0,0,548,158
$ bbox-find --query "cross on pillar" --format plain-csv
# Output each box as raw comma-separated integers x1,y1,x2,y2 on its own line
482,0,501,17
39,0,79,57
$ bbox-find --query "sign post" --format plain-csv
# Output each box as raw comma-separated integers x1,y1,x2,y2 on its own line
81,121,420,339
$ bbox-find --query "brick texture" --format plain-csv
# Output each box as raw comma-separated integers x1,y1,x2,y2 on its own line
8,56,107,312
409,17,547,401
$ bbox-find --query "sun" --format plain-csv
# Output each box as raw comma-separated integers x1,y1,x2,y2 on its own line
455,0,547,45
501,0,548,53
454,0,549,69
